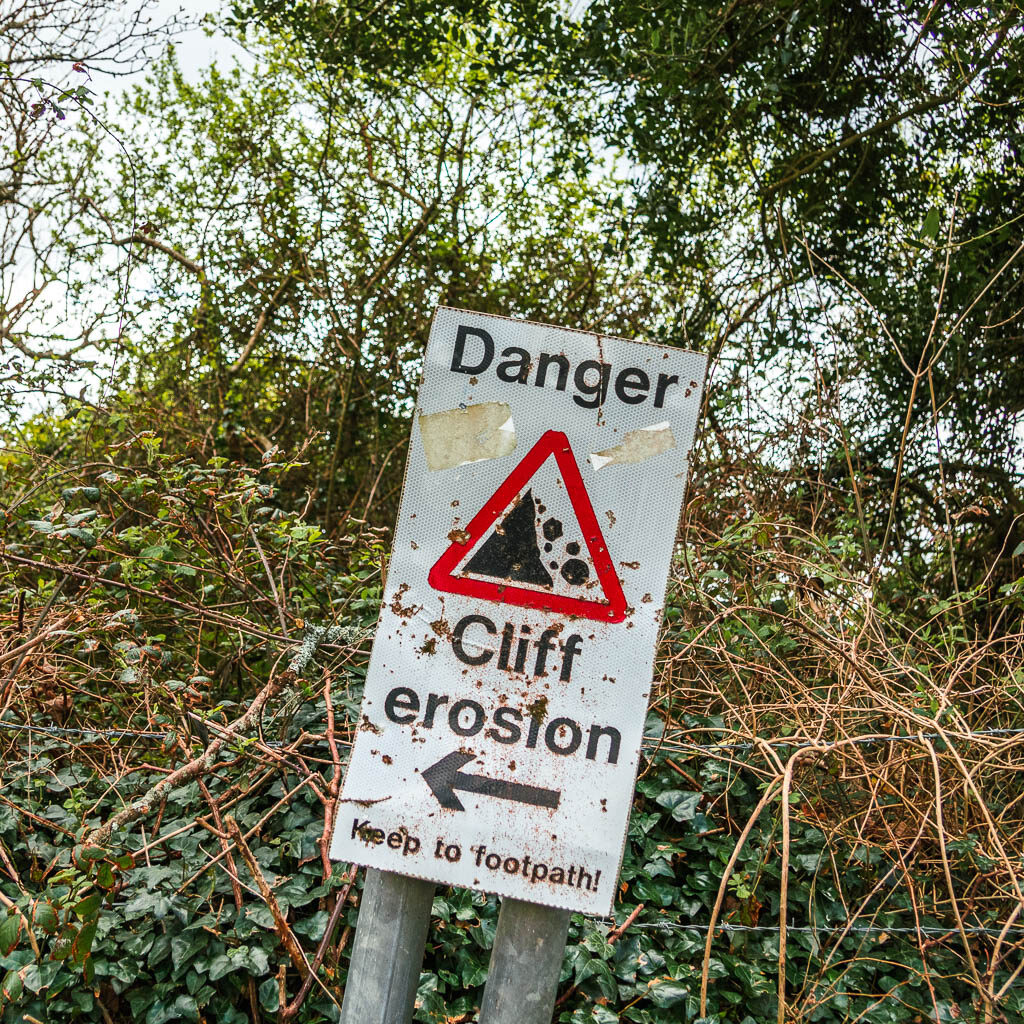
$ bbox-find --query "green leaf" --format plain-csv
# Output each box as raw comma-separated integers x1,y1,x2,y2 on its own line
56,526,96,547
648,979,690,1007
230,944,269,975
61,486,101,502
31,900,59,935
655,789,701,821
73,921,97,963
0,913,21,953
258,976,279,1012
578,956,618,1000
207,952,235,981
170,931,206,971
920,207,941,240
2,969,23,1001
73,892,102,919
51,927,76,960
145,994,199,1024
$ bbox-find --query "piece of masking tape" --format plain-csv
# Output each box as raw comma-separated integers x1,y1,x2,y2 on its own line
589,421,676,471
418,402,516,471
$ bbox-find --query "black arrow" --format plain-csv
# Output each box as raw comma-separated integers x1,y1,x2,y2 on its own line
422,751,561,812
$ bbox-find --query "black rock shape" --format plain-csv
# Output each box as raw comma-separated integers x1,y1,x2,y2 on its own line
542,517,563,541
560,558,589,585
465,489,553,587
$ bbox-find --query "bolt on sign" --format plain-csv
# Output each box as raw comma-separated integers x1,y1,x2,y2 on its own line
330,307,706,914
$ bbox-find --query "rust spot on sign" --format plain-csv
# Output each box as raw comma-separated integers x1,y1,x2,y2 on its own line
390,583,419,618
526,696,548,724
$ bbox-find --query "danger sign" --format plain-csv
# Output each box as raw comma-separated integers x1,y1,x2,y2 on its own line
429,430,627,623
330,307,706,915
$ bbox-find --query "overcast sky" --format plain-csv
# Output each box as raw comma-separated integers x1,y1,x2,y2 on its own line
97,0,249,99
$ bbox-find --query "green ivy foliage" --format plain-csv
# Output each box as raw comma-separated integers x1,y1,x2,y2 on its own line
2,739,1013,1022
2,413,1020,1023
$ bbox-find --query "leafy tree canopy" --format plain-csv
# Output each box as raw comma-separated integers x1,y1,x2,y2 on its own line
236,0,1024,576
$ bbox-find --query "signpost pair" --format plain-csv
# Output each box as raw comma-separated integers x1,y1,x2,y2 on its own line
329,308,706,1022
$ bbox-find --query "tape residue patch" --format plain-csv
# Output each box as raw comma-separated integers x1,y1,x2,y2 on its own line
589,421,676,471
418,402,516,471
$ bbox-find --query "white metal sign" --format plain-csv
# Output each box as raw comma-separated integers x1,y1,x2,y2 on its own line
330,307,706,914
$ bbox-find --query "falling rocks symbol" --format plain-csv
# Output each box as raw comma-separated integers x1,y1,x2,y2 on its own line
429,430,628,623
464,488,552,587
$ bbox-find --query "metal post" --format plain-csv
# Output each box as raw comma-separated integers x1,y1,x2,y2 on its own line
478,898,572,1024
339,868,435,1024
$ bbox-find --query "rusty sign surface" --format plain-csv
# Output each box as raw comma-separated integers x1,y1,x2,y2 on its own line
329,307,706,914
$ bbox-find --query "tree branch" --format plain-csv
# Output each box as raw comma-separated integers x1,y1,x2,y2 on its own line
85,669,293,846
112,232,204,277
362,201,438,295
228,274,293,374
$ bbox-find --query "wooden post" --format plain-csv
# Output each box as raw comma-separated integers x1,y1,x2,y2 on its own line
478,898,572,1024
339,868,435,1024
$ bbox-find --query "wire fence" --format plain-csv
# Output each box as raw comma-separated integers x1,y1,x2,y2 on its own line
5,718,1024,749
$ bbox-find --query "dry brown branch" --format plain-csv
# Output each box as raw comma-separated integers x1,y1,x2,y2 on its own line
224,816,310,978
228,274,295,375
554,902,648,1009
700,779,783,1018
280,874,355,1022
85,670,294,846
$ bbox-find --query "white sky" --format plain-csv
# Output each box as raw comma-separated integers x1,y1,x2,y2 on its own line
2,0,246,418
109,0,249,92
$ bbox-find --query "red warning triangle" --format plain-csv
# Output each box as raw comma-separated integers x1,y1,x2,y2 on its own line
428,430,628,623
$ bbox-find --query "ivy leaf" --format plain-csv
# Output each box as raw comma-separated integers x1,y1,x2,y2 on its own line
61,486,101,502
258,976,279,1011
229,944,269,975
170,930,207,971
655,789,701,821
145,994,199,1024
648,979,690,1007
207,953,235,982
59,527,96,548
577,955,618,1000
